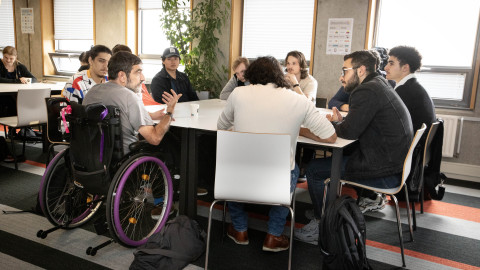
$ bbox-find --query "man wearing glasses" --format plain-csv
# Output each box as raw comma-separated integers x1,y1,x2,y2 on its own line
295,50,413,244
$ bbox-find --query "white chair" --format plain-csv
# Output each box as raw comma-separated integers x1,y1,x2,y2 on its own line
0,88,51,169
337,123,427,267
205,130,295,270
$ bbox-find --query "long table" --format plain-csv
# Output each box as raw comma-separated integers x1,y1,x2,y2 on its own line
0,82,65,95
147,99,355,217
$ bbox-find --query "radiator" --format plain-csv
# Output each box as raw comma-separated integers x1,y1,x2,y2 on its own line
437,114,458,157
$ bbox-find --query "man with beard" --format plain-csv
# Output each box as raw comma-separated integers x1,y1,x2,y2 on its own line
84,51,181,154
294,50,413,244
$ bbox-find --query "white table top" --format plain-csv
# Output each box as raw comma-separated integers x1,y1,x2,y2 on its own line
0,82,66,93
146,99,355,148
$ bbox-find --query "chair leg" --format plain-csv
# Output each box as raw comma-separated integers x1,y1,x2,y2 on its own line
420,189,424,214
288,205,295,270
391,195,406,268
411,201,417,231
321,178,330,217
205,200,220,270
404,186,414,242
222,201,227,244
9,132,18,170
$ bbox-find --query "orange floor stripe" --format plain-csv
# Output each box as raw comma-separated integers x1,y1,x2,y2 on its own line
24,160,46,168
367,240,480,270
198,200,480,269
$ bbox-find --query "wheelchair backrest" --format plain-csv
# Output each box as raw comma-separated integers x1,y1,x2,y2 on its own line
65,101,123,194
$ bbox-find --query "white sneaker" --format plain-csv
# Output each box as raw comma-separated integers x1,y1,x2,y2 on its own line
359,194,388,213
294,219,319,245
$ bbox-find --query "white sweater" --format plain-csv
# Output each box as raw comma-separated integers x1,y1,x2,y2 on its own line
217,83,335,169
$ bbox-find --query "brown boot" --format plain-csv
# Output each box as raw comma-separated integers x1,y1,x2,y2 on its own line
227,224,249,245
262,233,289,252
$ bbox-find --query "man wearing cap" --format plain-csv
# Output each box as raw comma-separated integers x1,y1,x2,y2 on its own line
150,47,199,103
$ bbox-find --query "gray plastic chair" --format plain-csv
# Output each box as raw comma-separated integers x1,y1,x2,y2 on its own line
205,130,295,270
0,88,51,169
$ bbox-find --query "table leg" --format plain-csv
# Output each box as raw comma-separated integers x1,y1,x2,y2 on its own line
328,148,344,203
178,128,189,216
186,129,199,218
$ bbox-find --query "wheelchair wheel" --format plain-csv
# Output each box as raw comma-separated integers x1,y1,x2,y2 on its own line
39,149,102,228
106,154,173,247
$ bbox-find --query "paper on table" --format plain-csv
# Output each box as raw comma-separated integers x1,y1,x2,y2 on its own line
144,102,192,118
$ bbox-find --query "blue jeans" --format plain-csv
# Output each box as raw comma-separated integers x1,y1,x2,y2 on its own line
228,164,300,236
306,157,401,219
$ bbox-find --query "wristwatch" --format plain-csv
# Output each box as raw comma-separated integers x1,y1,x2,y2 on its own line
165,112,173,117
293,84,300,88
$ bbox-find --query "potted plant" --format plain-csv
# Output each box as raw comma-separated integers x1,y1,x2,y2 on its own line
160,0,230,99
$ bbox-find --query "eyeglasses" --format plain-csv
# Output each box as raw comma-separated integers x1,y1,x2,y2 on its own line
341,67,355,77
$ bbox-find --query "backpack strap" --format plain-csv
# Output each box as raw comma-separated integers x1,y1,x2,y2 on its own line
134,247,193,262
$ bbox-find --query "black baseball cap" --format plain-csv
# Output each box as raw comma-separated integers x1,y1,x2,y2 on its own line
163,47,181,59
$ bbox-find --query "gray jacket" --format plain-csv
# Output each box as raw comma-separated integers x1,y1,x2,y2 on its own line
219,75,250,100
334,73,413,180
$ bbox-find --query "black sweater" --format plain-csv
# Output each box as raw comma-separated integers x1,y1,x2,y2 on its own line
0,60,37,83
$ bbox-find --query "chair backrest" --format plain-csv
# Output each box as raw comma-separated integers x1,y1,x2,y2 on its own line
400,124,427,190
16,88,51,127
215,130,292,205
316,97,328,109
423,121,440,167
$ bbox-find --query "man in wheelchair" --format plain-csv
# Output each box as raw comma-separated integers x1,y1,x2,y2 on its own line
38,51,181,253
84,51,181,155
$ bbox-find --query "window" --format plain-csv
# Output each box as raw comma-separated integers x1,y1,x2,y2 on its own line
50,0,94,75
372,0,480,109
0,0,16,52
138,0,189,80
242,0,316,61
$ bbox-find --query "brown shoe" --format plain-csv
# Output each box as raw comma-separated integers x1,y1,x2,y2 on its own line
227,224,249,245
262,233,289,252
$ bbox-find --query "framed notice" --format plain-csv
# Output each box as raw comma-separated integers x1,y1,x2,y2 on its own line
326,18,353,55
21,8,34,34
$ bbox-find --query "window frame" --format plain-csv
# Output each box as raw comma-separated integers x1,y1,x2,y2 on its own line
240,0,317,74
368,0,480,110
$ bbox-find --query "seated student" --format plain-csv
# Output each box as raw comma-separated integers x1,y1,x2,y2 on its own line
283,51,318,181
0,46,36,84
62,45,112,104
385,45,436,132
219,57,250,100
218,56,336,252
295,50,412,244
284,50,317,103
111,44,161,106
150,47,199,104
328,47,395,111
83,51,181,155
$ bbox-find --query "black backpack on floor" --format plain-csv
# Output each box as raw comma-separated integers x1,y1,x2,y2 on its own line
319,195,372,270
130,215,206,270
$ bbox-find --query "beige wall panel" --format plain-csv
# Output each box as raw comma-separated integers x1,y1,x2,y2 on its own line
312,0,370,101
95,0,126,48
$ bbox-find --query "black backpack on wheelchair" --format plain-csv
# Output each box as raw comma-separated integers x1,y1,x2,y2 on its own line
37,98,174,256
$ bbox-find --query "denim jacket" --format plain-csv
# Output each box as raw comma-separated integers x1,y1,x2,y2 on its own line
334,73,413,180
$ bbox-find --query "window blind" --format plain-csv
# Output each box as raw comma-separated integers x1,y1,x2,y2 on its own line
242,0,315,60
0,0,15,47
139,0,162,9
54,0,93,40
